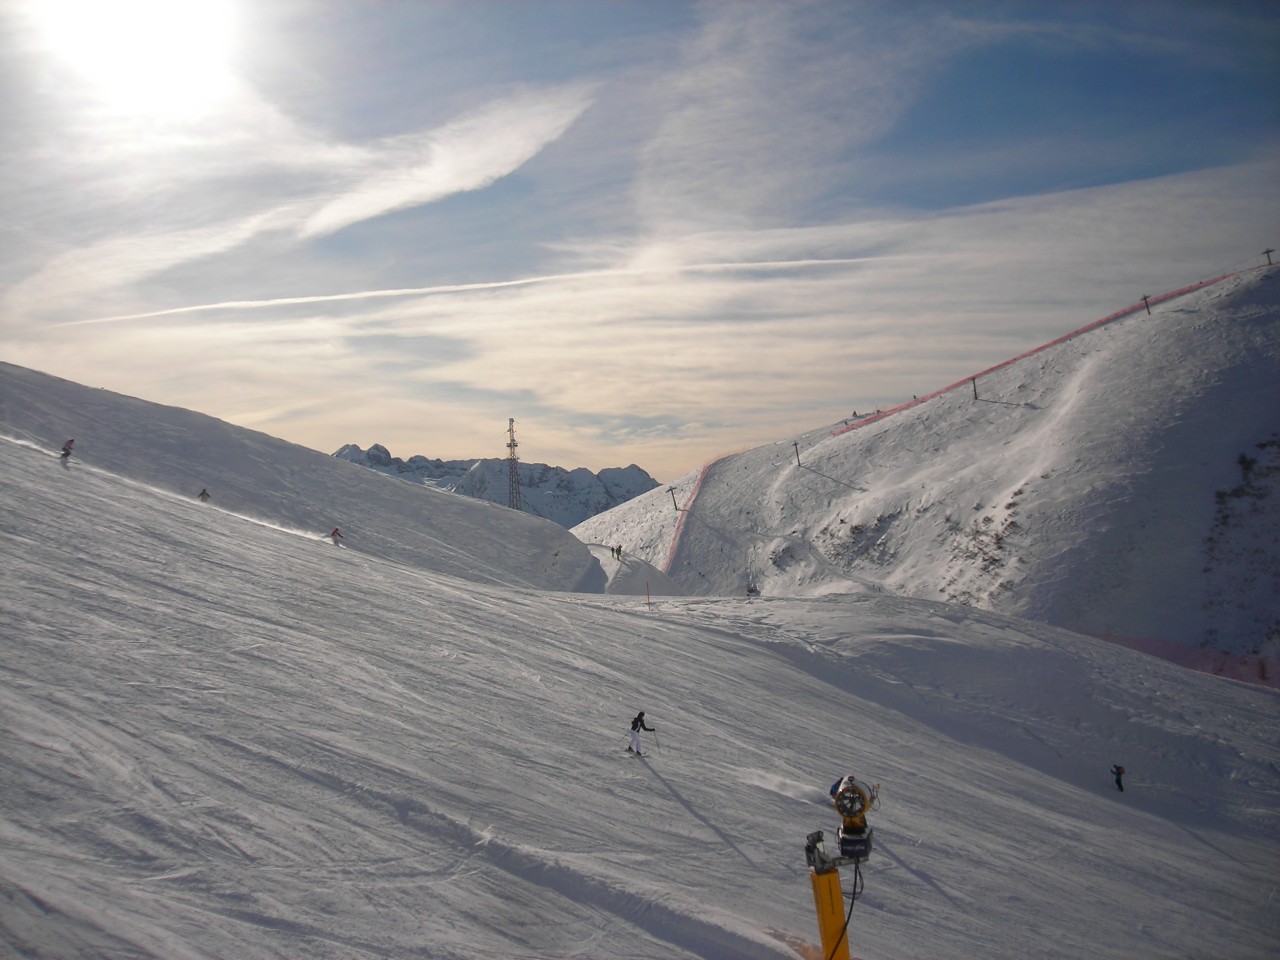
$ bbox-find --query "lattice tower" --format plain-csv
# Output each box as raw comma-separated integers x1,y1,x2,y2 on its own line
506,418,523,512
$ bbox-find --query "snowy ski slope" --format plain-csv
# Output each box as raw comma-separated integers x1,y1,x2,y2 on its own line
2,361,1279,958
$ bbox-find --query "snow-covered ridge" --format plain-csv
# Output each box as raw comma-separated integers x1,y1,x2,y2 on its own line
575,269,1280,668
333,442,659,528
0,362,604,593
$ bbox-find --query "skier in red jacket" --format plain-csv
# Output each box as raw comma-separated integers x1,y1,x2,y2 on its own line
1111,764,1125,792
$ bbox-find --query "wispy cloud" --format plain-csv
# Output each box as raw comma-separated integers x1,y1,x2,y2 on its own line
300,85,596,239
1,204,301,325
632,3,956,233
3,83,596,326
62,254,893,327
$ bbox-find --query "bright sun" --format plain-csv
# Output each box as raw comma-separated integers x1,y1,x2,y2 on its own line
30,0,239,118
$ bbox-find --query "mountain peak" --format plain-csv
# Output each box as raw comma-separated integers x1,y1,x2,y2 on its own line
575,269,1280,667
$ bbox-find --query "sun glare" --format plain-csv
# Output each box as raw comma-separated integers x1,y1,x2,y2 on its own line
30,0,239,118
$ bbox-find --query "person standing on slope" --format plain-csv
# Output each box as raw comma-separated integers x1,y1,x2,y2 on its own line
60,439,74,460
1111,764,1125,792
628,711,654,755
198,488,211,502
329,527,343,545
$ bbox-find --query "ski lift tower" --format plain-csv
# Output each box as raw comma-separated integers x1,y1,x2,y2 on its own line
506,418,523,512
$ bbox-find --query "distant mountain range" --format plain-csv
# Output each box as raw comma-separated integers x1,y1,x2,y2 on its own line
333,443,659,528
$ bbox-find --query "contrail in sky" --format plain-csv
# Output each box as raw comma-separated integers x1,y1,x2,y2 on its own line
60,257,893,326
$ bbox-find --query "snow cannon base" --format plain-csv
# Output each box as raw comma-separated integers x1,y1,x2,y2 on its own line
838,825,873,864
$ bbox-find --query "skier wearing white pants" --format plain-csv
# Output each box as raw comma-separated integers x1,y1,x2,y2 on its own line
628,711,654,755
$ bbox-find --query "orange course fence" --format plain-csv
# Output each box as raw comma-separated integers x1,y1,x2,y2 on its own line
832,263,1271,439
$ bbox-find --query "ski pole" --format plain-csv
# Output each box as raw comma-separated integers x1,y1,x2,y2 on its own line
653,730,661,754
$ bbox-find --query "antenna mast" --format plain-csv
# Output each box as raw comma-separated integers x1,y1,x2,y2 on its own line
506,418,523,512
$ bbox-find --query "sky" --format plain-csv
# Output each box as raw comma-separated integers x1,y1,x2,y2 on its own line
1,0,1278,481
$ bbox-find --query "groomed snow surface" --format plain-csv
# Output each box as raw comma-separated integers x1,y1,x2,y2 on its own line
3,274,1279,959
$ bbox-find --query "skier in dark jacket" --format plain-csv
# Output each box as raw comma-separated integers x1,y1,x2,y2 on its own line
628,711,654,755
1111,764,1125,792
60,439,74,459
